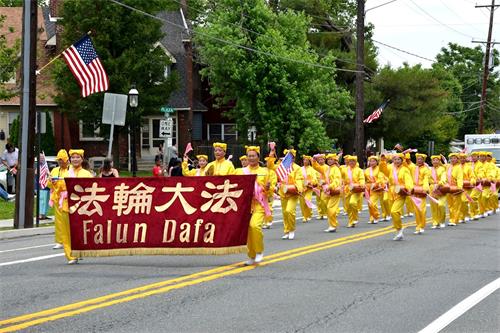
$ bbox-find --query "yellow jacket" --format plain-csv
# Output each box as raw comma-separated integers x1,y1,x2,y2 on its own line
206,159,235,176
182,161,206,176
364,166,386,188
379,160,414,196
461,162,476,185
445,163,463,189
47,166,69,209
266,157,304,196
342,166,365,194
429,165,446,193
413,164,430,192
327,166,342,192
235,165,277,212
300,165,318,190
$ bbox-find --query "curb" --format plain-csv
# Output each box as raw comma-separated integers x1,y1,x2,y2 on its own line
0,226,54,240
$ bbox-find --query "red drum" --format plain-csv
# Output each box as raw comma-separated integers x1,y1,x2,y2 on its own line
394,185,409,196
412,186,427,198
349,184,365,193
370,183,384,192
449,186,462,194
438,185,451,194
329,187,341,196
282,184,298,195
482,180,491,187
463,181,474,189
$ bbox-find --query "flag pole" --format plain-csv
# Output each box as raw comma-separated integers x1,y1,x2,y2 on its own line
35,31,92,76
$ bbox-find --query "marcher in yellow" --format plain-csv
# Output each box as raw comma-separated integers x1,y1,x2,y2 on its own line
324,156,343,232
446,153,464,226
492,158,500,213
380,155,392,222
239,155,249,168
483,152,498,214
312,153,328,219
47,149,70,250
469,152,483,220
458,153,476,223
205,142,235,175
299,155,318,222
379,153,414,240
429,155,447,229
342,155,365,227
235,146,276,265
60,149,93,264
267,148,304,240
339,155,350,216
403,153,416,218
411,153,431,234
182,155,208,176
364,156,384,224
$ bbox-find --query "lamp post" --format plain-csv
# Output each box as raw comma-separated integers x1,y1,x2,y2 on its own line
128,86,139,177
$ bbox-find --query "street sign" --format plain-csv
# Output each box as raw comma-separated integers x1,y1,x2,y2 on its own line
102,93,128,126
159,118,173,138
160,106,175,114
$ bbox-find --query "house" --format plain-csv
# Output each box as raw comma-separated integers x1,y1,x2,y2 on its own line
0,6,58,149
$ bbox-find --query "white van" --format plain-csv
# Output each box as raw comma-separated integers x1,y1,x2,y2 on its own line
464,134,500,167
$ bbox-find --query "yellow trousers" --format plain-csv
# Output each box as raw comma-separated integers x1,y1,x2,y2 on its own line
459,189,473,220
247,210,264,259
53,205,64,244
346,192,362,226
479,188,492,214
405,196,414,214
299,190,314,220
413,196,427,231
382,191,392,218
487,186,497,211
281,195,299,233
430,195,446,226
469,189,481,217
447,194,462,223
326,195,340,228
368,191,382,221
317,191,327,217
265,196,274,223
60,211,76,261
391,195,405,231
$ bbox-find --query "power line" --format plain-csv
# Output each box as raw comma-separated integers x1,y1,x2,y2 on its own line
438,0,485,35
408,0,476,39
366,0,401,12
372,39,435,62
108,0,364,73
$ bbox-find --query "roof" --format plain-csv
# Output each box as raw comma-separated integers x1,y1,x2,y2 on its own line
0,7,56,106
157,9,207,112
41,6,56,44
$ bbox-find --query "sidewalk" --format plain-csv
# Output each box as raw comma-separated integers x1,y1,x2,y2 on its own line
0,217,55,240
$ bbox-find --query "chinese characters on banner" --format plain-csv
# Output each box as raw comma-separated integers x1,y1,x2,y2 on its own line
65,176,256,257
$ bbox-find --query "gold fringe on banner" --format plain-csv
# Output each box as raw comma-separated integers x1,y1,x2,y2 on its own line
72,245,247,257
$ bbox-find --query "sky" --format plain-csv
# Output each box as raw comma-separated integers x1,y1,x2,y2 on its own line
366,0,498,68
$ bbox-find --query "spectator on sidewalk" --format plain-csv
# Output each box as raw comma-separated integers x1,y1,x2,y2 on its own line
1,143,19,193
98,158,119,178
0,186,15,201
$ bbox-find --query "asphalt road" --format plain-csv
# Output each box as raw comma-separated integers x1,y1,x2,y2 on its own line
0,203,498,333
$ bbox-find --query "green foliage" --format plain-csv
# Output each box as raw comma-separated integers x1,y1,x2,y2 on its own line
195,0,352,152
52,0,178,134
0,0,45,6
40,111,56,155
365,64,460,154
8,115,19,147
0,15,20,100
435,43,500,136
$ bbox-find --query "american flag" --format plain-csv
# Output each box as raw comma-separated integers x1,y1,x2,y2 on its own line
363,100,390,124
276,152,294,182
62,35,109,97
39,152,49,189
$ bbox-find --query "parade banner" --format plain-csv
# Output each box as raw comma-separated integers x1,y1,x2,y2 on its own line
65,175,256,257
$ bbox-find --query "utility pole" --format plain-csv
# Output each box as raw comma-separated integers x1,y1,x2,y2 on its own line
355,0,365,165
473,0,498,133
15,0,37,228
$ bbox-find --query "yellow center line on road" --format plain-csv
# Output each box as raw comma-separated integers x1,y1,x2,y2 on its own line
0,219,422,333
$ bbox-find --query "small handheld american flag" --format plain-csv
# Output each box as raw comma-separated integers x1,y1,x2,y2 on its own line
363,100,389,124
39,152,49,189
62,35,109,97
276,152,294,182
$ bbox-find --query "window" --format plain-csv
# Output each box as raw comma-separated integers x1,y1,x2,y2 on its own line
79,120,104,141
207,123,238,143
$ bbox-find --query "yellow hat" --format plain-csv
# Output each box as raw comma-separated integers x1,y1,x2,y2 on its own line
56,149,69,162
471,151,480,156
213,142,227,151
484,151,492,157
283,149,296,157
405,153,411,159
431,155,441,160
245,145,260,155
68,149,84,158
315,153,325,159
393,153,405,159
458,153,467,158
344,154,351,160
196,154,208,160
368,155,379,161
415,153,427,160
239,155,248,161
326,153,338,160
448,153,459,158
302,155,312,160
345,155,357,162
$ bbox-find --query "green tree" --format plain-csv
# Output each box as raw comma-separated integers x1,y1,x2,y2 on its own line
364,64,460,154
40,111,56,155
52,0,178,138
195,0,352,152
0,15,20,100
435,43,500,136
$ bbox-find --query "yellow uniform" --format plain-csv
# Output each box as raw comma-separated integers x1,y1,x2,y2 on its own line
429,165,447,227
181,162,206,176
299,165,318,222
364,165,385,223
325,165,343,230
311,159,329,219
482,159,497,212
404,160,416,216
206,159,235,176
445,163,463,224
412,163,430,232
459,161,476,222
342,162,365,227
47,165,69,245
